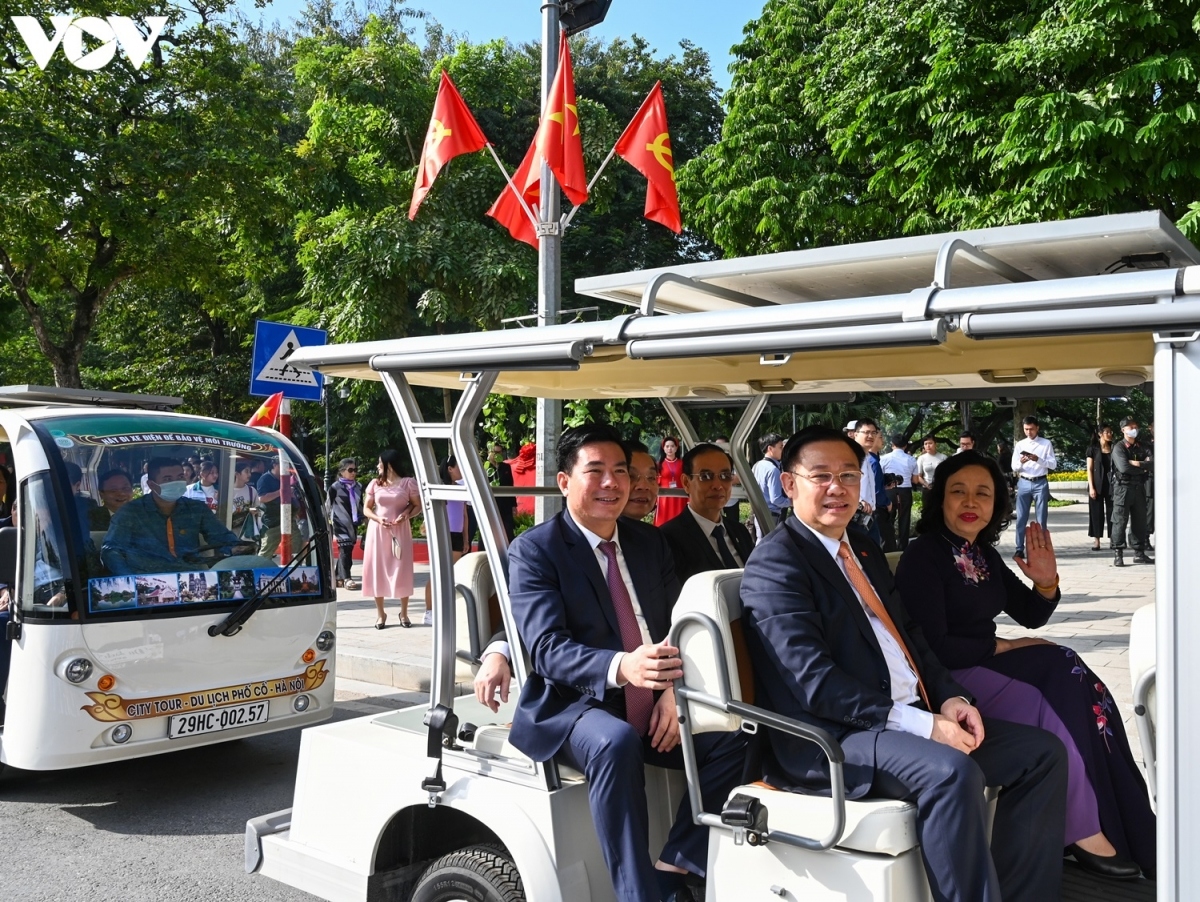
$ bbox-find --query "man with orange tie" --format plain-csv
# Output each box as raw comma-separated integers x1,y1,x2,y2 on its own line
507,423,746,902
739,426,1068,902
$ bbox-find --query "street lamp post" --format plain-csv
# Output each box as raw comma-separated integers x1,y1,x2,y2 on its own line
532,0,612,521
535,1,563,522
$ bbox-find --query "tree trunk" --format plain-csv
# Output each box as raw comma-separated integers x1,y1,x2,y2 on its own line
0,236,130,391
51,356,84,389
1014,400,1038,442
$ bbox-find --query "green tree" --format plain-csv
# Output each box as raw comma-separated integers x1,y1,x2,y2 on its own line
0,0,292,386
681,0,1200,256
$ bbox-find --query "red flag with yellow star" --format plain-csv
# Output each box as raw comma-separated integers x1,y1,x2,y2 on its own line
614,81,681,233
408,70,489,220
486,138,541,248
534,34,588,206
246,392,283,428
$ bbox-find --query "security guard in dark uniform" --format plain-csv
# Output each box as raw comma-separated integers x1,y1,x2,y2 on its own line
1110,416,1153,567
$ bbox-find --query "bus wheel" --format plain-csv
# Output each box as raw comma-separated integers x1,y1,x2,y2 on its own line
411,844,524,902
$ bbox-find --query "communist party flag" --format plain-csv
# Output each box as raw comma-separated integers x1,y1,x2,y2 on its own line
486,137,541,248
408,70,489,220
533,34,588,206
614,81,682,233
246,392,283,428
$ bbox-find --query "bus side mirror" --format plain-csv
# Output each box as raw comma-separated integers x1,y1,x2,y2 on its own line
0,526,16,591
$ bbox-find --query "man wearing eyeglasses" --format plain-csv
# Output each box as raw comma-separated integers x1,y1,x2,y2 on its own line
849,419,887,547
661,443,755,585
740,425,1068,902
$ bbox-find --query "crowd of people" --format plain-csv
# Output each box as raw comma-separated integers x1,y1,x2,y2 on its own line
47,452,308,578
358,417,1149,902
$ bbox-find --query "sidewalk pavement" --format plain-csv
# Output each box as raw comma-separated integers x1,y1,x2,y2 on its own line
334,503,1155,760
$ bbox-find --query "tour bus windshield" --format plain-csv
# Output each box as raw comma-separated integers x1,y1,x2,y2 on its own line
27,412,325,619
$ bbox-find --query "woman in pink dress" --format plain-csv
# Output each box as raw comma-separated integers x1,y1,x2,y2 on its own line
361,449,421,628
654,435,687,526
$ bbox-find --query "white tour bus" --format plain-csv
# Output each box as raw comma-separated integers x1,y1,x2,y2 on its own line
0,386,337,774
248,211,1191,901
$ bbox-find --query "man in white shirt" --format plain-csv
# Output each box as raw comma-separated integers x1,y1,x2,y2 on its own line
1010,415,1057,558
956,430,977,453
880,433,920,550
740,425,1068,902
849,419,885,546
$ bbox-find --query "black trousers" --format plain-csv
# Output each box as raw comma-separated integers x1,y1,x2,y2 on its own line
878,502,896,550
557,706,748,902
1087,492,1113,539
1111,481,1149,551
885,487,913,550
334,537,356,582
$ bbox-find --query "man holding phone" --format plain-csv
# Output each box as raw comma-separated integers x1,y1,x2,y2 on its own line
1011,416,1057,559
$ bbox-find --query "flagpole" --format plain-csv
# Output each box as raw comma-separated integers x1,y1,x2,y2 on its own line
561,143,617,228
535,11,563,523
485,143,541,231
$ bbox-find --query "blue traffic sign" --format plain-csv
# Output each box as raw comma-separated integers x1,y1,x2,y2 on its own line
250,320,328,401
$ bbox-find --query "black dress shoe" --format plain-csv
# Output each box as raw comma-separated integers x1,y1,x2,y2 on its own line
1113,549,1125,567
1133,551,1155,564
1066,843,1142,880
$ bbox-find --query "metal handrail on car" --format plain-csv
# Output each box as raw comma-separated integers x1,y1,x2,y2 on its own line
668,611,848,851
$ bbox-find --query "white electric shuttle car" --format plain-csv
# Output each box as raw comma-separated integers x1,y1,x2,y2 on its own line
248,211,1190,901
0,387,337,774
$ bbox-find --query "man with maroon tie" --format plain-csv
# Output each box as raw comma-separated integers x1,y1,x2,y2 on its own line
507,423,746,902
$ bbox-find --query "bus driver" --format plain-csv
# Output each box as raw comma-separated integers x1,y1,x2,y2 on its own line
102,457,245,575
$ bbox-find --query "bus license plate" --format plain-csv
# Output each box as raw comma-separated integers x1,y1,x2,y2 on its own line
168,702,269,739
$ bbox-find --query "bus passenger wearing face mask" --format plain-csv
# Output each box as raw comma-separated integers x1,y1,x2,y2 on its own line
102,457,244,576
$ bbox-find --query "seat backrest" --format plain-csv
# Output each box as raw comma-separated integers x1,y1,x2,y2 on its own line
454,552,496,679
1129,602,1156,728
672,569,754,734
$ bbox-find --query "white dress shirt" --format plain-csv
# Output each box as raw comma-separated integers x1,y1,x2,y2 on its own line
687,505,744,566
1011,435,1057,478
880,449,919,488
482,522,652,674
573,521,652,688
858,454,876,509
795,518,934,738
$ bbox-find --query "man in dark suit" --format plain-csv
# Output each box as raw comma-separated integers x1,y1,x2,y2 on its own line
661,442,754,585
508,423,747,902
472,440,662,714
740,426,1068,902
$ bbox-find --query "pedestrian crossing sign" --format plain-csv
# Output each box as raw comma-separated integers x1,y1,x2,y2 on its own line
250,320,327,401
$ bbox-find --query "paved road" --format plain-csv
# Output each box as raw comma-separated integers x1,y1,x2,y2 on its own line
0,680,424,902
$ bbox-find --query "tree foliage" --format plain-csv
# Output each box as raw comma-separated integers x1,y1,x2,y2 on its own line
0,0,293,386
681,0,1200,257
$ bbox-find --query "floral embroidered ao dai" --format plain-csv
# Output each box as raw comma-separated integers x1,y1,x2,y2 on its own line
895,529,1155,871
